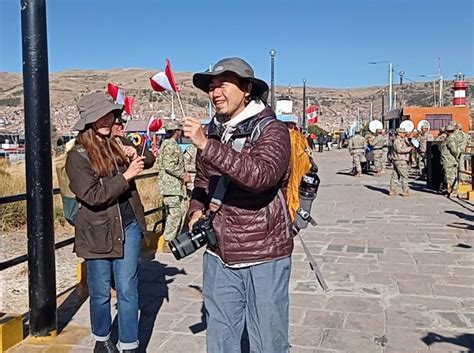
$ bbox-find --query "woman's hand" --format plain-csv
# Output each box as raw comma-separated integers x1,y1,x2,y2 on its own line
123,156,145,181
188,210,204,229
123,146,139,160
183,117,208,150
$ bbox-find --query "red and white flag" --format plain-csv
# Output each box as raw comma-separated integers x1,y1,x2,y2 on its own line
306,105,318,125
107,83,126,104
124,96,134,115
147,116,163,134
149,59,180,92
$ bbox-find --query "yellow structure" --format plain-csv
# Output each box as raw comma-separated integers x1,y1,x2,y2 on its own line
0,314,22,352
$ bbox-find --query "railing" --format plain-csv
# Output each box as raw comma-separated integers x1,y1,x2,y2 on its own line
0,171,164,272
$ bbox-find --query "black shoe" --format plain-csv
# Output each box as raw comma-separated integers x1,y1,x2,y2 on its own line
94,339,119,353
122,350,137,353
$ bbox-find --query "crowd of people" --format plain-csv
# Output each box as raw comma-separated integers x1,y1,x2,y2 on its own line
346,123,470,197
56,53,472,352
62,57,317,353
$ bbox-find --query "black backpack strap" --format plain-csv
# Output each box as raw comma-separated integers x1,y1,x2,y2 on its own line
250,116,277,144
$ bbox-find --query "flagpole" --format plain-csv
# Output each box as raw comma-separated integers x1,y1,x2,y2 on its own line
175,91,186,118
157,91,171,103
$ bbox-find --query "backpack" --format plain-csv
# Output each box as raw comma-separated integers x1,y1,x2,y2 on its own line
250,117,328,291
56,146,88,226
250,117,314,222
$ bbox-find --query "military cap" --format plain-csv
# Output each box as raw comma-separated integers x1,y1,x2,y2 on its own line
445,124,456,131
396,128,407,134
166,121,182,131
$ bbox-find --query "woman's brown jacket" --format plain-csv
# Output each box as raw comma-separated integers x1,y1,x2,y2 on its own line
66,143,154,259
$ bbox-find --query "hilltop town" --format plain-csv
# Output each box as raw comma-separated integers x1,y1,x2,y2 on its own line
0,69,473,135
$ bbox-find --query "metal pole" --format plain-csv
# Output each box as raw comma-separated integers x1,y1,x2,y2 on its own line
370,101,373,120
381,90,385,126
20,0,57,337
270,49,276,109
302,78,306,130
208,63,213,118
439,75,443,107
433,79,437,106
388,62,393,111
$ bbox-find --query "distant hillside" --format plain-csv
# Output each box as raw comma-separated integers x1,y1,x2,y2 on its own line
0,69,472,134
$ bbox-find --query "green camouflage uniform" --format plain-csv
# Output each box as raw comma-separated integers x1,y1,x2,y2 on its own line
158,138,186,241
371,134,386,173
389,136,412,193
382,135,389,172
418,131,434,175
440,133,460,191
183,144,197,194
454,128,469,175
348,134,366,174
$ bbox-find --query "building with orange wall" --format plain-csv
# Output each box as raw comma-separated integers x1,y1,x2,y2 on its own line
402,106,470,136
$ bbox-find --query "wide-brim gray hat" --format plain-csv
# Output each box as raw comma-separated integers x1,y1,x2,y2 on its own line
193,57,269,100
74,92,123,131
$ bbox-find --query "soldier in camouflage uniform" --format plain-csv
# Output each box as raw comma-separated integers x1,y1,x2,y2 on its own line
348,130,366,176
454,122,469,175
417,126,434,179
183,143,197,196
381,130,389,173
440,124,460,197
158,121,190,242
389,128,414,196
371,128,386,176
435,126,447,141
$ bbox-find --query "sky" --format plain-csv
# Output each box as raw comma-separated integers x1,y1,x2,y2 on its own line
0,0,473,88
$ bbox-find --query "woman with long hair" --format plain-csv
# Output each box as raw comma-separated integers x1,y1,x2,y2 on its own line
66,92,148,353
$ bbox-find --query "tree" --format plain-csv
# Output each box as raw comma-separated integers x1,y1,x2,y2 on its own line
308,124,328,136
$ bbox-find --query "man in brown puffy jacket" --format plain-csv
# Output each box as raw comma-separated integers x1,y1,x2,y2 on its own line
183,57,293,353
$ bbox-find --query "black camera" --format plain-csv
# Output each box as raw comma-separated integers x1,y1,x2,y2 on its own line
293,164,320,232
169,216,217,260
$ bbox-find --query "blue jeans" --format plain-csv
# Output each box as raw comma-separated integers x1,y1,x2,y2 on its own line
203,253,291,353
86,220,142,350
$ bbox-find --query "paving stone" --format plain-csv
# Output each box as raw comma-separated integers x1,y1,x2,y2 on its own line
435,312,468,328
327,244,344,252
320,329,380,351
397,280,433,295
353,220,366,224
302,310,346,329
435,275,474,286
432,284,474,298
353,272,395,285
325,296,383,314
451,267,474,277
416,264,449,275
344,313,385,334
289,325,325,347
347,245,366,253
413,252,469,265
377,249,415,263
386,309,435,328
157,333,206,353
379,262,418,274
387,296,461,312
367,247,384,254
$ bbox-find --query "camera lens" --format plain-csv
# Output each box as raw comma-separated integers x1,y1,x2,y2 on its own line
169,227,208,260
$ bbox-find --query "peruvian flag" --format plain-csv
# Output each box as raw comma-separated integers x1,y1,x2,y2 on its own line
141,116,163,155
150,59,180,92
107,83,125,104
124,96,134,115
306,105,318,125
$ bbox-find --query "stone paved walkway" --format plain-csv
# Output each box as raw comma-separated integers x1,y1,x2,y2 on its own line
9,149,474,353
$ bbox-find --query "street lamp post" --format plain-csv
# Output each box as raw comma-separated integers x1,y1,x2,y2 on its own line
369,61,393,111
302,78,306,130
381,90,385,126
269,49,276,109
420,74,443,107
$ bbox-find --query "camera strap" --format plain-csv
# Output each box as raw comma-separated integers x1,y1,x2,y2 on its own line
209,137,247,212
